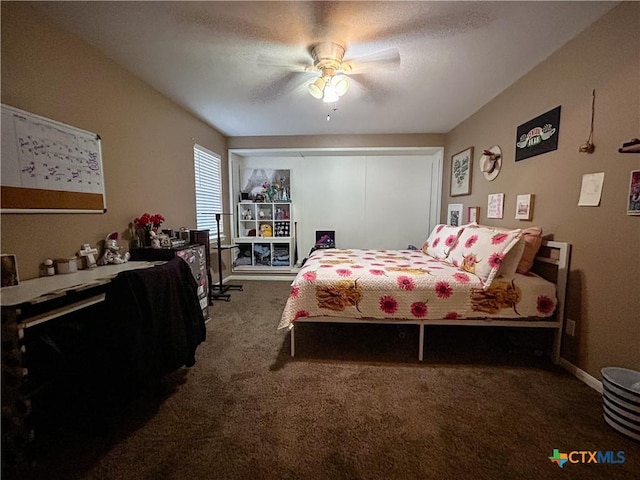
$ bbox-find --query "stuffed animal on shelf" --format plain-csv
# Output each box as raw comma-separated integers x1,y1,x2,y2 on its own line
98,232,131,265
259,224,273,237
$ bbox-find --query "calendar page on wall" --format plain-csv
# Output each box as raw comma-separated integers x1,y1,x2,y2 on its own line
1,103,106,213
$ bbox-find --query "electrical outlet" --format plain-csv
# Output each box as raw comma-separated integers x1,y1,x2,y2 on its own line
565,319,576,337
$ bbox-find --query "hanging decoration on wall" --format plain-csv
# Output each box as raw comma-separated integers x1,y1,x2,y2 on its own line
578,89,596,154
515,106,561,161
619,138,640,154
480,145,502,181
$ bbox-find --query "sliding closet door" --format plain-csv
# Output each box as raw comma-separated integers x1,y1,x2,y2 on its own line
298,156,366,253
363,155,436,249
229,149,443,262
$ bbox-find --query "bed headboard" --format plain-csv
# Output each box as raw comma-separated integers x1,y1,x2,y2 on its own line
532,240,571,325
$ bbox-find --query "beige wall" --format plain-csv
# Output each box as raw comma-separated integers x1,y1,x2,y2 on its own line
444,2,640,376
1,3,227,280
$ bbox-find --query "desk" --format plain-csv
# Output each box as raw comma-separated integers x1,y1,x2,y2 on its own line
1,261,156,326
0,261,156,469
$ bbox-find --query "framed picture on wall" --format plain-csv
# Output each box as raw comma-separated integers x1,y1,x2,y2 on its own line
515,106,561,161
515,194,535,220
468,206,480,223
628,170,640,215
487,193,504,219
447,203,464,226
450,147,473,196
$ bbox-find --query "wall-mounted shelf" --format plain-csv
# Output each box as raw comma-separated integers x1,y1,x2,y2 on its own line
619,138,640,153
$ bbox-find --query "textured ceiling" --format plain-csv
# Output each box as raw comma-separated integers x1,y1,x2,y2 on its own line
34,1,616,137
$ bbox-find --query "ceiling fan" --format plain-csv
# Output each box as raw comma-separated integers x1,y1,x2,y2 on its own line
258,41,401,104
306,42,352,103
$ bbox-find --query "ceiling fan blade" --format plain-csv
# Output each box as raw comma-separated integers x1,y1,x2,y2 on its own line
168,3,309,45
256,54,311,73
249,72,311,104
349,73,393,103
355,4,491,43
345,48,401,73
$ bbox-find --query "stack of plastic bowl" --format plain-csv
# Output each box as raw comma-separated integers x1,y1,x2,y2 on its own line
601,367,640,441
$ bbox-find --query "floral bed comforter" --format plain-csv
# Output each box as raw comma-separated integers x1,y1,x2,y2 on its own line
278,248,557,329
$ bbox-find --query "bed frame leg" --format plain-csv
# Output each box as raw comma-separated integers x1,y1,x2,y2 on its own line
418,324,424,361
551,327,561,364
290,326,295,357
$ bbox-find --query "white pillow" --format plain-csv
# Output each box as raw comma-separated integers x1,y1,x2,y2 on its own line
422,224,465,260
447,226,522,289
495,236,525,281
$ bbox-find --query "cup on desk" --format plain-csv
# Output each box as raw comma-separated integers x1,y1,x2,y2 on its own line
54,257,78,274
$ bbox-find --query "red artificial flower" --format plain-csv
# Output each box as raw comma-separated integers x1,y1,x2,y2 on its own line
150,213,165,227
134,212,164,229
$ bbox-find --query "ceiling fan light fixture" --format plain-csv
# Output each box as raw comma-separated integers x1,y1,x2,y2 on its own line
322,83,340,103
333,75,350,97
308,77,326,99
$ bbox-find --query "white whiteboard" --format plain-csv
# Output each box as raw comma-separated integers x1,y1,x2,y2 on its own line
1,104,106,213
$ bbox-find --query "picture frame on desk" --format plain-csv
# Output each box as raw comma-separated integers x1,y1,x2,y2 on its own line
1,254,19,288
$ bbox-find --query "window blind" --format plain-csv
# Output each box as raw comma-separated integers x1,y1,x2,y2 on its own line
194,144,223,240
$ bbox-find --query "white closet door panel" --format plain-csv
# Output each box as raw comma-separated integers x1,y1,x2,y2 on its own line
363,155,433,249
299,156,366,254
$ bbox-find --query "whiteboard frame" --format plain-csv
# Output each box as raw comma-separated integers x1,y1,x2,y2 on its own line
1,103,107,214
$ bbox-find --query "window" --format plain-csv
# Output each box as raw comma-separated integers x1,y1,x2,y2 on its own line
194,144,223,241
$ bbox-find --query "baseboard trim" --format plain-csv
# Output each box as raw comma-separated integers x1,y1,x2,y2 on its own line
559,357,603,393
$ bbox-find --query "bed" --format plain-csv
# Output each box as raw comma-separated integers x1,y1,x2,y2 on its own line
279,223,570,363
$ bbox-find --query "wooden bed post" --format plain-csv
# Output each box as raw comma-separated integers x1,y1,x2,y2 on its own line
419,324,424,361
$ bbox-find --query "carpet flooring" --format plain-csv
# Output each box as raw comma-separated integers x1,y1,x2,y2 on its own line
16,280,640,479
